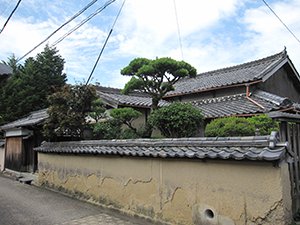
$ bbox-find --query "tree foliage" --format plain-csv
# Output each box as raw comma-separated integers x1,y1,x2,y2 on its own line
110,107,141,132
0,45,66,124
121,57,197,110
148,102,203,138
92,107,142,139
88,99,106,123
205,115,279,137
205,117,255,137
93,120,122,140
43,84,97,141
247,114,279,135
1,54,20,74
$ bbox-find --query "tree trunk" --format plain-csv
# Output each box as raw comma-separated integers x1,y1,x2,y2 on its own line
151,98,159,111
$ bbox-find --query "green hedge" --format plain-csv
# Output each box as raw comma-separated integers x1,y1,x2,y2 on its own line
149,102,203,138
205,115,279,137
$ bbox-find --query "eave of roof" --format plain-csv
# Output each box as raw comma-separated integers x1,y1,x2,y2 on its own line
165,49,289,98
35,132,286,162
0,109,48,130
96,86,169,109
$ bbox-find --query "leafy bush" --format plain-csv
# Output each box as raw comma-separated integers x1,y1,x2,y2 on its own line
205,115,279,137
43,84,97,141
148,102,203,138
92,107,143,140
247,114,279,135
110,107,141,132
205,117,255,137
92,120,121,139
120,129,140,139
88,99,106,122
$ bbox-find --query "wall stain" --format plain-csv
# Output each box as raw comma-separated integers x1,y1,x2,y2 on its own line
37,154,291,225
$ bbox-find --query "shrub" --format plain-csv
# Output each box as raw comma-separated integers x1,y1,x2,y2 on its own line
148,102,203,138
120,129,140,139
205,117,255,137
92,120,121,139
205,114,279,137
247,114,279,135
92,107,143,140
110,107,141,132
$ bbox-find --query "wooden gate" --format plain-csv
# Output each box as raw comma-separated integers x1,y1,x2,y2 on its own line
5,136,23,171
269,112,300,217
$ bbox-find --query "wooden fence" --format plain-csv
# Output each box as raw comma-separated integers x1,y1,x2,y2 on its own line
269,112,300,217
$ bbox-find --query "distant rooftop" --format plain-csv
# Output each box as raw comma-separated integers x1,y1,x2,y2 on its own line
0,63,12,75
0,109,48,130
95,86,169,108
166,49,289,97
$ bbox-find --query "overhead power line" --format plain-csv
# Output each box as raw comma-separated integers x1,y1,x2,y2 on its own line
262,0,300,45
17,0,99,62
85,0,126,86
52,0,116,47
173,0,184,60
0,0,22,35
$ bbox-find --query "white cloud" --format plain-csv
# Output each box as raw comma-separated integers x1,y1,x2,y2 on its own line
1,0,300,89
116,0,241,59
240,0,300,70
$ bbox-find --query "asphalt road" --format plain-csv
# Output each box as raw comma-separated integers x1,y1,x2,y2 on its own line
0,174,153,225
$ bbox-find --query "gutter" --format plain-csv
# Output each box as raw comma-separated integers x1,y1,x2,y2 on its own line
245,85,265,110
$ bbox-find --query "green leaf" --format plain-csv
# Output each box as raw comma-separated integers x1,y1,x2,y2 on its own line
148,102,203,138
120,57,197,110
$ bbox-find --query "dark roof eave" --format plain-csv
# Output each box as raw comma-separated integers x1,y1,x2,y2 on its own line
164,80,263,99
1,119,47,130
204,112,263,120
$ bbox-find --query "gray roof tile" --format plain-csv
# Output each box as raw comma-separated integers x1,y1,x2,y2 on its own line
166,50,287,97
1,109,48,130
0,63,12,75
95,86,169,108
35,133,286,162
192,90,291,118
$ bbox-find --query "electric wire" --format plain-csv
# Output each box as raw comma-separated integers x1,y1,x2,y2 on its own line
0,0,22,35
17,0,99,62
173,0,184,60
85,0,126,86
52,0,116,47
262,0,300,45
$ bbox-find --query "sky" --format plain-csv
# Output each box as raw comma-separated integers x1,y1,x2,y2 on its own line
0,0,300,88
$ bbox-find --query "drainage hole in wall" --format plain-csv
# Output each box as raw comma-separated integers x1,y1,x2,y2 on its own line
205,209,214,219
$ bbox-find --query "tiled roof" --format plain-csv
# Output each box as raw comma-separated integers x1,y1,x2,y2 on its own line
0,63,12,75
192,90,292,119
95,86,169,108
0,109,48,130
166,50,288,97
293,103,300,111
35,132,286,161
268,111,300,121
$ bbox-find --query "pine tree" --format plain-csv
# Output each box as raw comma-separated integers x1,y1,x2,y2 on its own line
0,45,67,124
